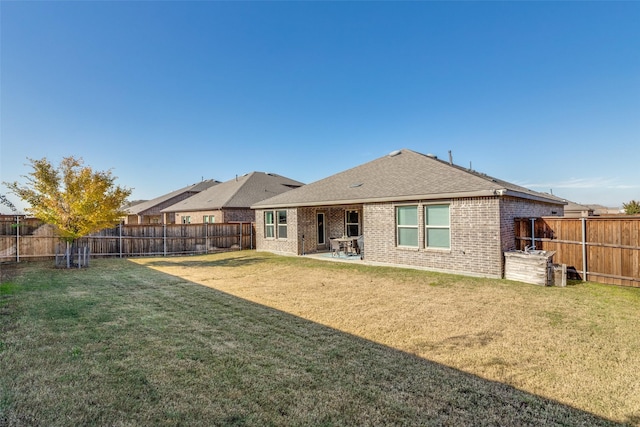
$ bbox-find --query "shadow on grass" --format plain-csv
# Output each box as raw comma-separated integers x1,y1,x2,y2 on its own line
1,259,631,426
139,253,267,269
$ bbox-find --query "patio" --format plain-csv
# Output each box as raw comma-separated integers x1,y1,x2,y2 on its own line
303,250,366,264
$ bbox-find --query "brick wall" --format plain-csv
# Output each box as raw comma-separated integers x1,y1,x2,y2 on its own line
255,208,299,255
174,209,255,224
299,205,363,254
364,197,563,278
498,197,564,253
255,197,563,279
363,198,501,278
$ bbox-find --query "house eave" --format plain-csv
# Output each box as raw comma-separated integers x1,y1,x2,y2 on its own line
253,189,491,209
161,205,225,213
252,189,565,209
503,190,567,205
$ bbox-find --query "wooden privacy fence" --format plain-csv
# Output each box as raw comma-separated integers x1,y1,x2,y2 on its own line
0,219,256,262
515,216,640,287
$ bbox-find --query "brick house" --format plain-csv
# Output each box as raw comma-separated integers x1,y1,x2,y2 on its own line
124,179,220,224
161,172,303,224
252,149,565,279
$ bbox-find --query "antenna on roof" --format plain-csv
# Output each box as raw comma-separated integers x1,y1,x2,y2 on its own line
448,150,453,165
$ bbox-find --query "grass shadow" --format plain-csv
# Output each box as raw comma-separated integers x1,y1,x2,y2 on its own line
139,253,266,269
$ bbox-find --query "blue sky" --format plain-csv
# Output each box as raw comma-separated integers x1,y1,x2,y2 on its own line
2,1,639,213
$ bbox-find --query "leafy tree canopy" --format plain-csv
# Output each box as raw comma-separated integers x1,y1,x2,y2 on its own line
4,156,131,242
623,200,640,215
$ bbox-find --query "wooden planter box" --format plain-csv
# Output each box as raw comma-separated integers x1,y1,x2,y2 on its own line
504,250,556,286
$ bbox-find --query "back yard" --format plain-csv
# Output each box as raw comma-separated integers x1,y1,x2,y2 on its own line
1,251,638,426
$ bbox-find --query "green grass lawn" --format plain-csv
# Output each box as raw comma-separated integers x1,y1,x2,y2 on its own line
1,252,637,426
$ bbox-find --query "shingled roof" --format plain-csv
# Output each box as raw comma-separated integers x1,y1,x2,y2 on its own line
252,149,563,208
161,172,304,212
126,179,220,215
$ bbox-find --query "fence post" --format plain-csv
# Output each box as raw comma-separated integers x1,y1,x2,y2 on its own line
581,217,588,282
119,221,123,258
239,223,243,250
15,215,20,263
163,224,167,257
205,222,209,254
66,241,71,269
530,217,536,250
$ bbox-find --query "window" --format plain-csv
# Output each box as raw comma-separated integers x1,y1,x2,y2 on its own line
277,210,287,238
264,211,275,238
345,210,360,237
265,210,287,239
396,206,418,247
182,216,191,224
203,215,215,223
425,204,450,248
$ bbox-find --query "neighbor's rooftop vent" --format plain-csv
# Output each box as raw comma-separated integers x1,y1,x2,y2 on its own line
426,153,437,159
388,149,402,157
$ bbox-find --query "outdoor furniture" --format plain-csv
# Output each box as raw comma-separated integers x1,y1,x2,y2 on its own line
356,235,364,259
330,239,343,257
352,238,360,255
336,236,358,256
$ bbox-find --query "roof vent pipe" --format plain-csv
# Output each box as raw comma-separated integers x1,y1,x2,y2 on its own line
448,150,453,165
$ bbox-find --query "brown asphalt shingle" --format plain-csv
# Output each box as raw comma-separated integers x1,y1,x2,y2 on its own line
162,172,303,212
252,149,562,208
126,179,220,215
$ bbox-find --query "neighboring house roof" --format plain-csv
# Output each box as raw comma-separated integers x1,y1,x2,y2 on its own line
564,201,594,216
538,194,595,216
161,172,304,212
587,204,623,215
253,149,565,209
126,179,220,215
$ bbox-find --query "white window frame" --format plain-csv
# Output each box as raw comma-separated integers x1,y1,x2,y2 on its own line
424,204,450,249
277,210,287,239
396,205,419,247
264,210,288,239
345,210,360,237
264,211,275,238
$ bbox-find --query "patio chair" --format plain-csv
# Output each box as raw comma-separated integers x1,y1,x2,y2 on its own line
330,239,342,257
352,238,360,255
356,235,364,260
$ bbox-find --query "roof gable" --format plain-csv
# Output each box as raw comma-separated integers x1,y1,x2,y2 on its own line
161,172,304,212
253,149,563,208
126,179,220,215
